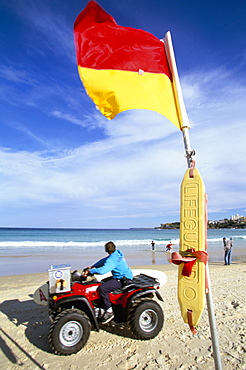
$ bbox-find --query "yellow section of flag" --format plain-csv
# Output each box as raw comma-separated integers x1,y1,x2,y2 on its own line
78,66,180,128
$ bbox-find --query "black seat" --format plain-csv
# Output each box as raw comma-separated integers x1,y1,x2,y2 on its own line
111,274,159,294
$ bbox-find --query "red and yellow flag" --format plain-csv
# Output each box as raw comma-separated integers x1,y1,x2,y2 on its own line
74,1,180,129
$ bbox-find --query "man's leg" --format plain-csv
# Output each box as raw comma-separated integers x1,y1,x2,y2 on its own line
224,250,228,265
98,278,122,309
228,249,231,265
98,278,122,324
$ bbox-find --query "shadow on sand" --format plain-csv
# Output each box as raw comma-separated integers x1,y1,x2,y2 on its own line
0,296,140,361
0,297,51,367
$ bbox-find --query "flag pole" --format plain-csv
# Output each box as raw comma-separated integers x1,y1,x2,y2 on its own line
164,31,222,370
164,31,195,167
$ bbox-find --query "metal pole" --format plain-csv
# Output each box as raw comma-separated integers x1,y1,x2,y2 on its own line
206,265,223,370
182,127,195,168
164,32,195,167
164,31,222,370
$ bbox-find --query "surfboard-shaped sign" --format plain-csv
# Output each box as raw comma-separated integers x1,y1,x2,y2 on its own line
33,283,49,306
178,166,207,328
95,269,167,287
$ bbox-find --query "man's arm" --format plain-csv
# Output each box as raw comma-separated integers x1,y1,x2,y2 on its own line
90,255,116,275
91,256,108,268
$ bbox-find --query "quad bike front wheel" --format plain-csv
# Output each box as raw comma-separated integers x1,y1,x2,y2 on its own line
48,308,91,355
129,300,164,340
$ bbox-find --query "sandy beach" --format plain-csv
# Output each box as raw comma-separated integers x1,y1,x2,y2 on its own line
0,261,245,370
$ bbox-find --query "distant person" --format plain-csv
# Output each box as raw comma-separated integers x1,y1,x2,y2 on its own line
223,237,229,264
223,237,227,264
151,240,155,251
84,241,133,323
166,241,173,252
228,237,233,265
223,237,233,265
222,237,227,248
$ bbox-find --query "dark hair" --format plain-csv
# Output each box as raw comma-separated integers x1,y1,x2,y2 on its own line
105,241,116,254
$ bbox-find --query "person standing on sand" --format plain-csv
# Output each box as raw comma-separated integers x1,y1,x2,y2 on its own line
223,236,227,263
223,237,233,265
228,237,233,265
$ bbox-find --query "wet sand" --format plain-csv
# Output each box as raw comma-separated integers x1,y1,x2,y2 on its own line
0,261,245,369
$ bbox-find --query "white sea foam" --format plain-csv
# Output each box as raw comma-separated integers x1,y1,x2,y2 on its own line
0,241,100,249
0,235,245,249
207,235,246,242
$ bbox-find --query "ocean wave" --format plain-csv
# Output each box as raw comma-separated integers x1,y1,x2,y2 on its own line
207,235,246,242
0,238,180,249
0,241,100,249
0,235,245,250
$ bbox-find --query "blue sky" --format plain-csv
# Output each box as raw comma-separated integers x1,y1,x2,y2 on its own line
0,0,246,229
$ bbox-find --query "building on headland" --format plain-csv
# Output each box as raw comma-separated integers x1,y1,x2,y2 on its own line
231,214,245,222
207,215,246,229
160,215,245,229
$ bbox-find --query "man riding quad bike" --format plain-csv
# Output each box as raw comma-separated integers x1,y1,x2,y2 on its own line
83,241,134,324
33,242,166,355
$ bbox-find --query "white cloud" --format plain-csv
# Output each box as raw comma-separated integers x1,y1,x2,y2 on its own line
0,66,37,85
50,110,106,131
51,111,89,128
0,63,245,227
181,66,246,216
14,0,75,61
0,110,184,222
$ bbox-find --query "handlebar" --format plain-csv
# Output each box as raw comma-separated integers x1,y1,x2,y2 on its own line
71,269,94,282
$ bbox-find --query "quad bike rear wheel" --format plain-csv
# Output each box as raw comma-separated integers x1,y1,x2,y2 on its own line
48,308,91,355
129,300,164,340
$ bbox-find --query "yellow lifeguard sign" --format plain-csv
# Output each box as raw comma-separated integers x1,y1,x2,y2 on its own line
178,166,207,330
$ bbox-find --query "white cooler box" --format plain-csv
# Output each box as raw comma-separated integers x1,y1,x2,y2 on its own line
48,264,71,294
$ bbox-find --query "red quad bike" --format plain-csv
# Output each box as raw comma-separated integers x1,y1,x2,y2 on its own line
34,264,164,356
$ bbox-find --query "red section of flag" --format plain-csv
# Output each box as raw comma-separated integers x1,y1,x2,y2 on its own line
74,1,172,79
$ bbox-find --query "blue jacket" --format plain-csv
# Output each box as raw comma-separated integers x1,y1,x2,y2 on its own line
90,250,133,280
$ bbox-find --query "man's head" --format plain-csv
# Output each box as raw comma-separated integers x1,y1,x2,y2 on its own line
105,241,116,254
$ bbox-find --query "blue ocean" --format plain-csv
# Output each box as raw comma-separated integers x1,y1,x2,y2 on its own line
0,228,245,276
